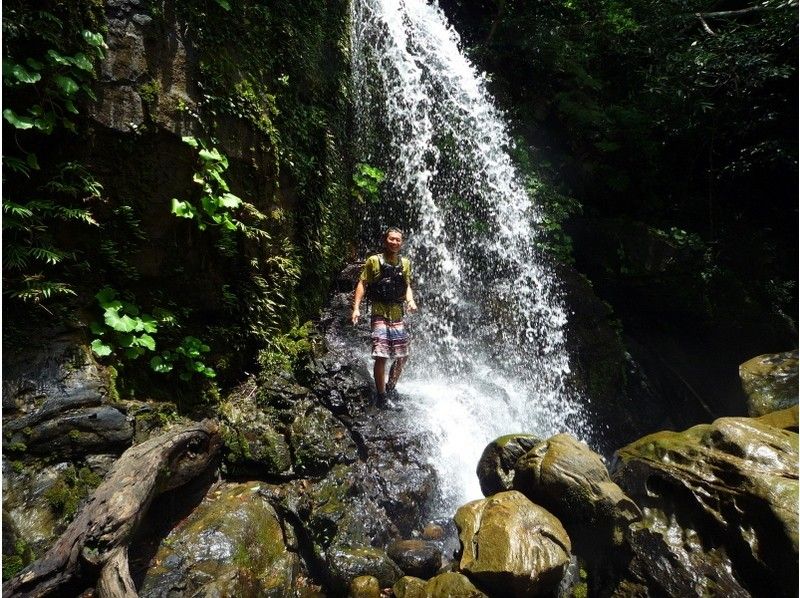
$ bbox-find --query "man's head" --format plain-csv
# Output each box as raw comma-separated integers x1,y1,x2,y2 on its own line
383,227,403,255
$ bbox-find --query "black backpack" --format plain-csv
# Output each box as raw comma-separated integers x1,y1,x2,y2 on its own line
366,255,407,303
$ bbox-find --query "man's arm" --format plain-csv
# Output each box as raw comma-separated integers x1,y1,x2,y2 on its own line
351,279,366,324
405,284,417,313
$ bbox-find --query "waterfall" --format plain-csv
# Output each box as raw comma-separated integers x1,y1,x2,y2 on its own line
350,0,591,514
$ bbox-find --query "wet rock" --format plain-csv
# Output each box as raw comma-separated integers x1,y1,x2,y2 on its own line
755,404,799,431
348,413,437,535
2,459,102,558
740,350,798,416
613,414,799,596
290,399,358,475
423,571,488,597
4,405,132,458
2,328,109,416
349,575,380,598
326,545,402,594
513,434,640,537
387,539,442,579
393,575,427,598
138,481,299,598
262,463,398,556
454,491,571,597
476,434,541,496
220,380,293,477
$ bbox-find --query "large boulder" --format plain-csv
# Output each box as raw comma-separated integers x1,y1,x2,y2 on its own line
739,350,798,416
476,434,541,496
454,490,571,597
613,411,799,596
138,481,300,597
513,434,640,537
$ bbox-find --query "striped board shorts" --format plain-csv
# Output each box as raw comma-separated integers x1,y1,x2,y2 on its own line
370,315,409,359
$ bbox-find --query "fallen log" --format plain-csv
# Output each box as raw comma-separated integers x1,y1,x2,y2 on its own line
3,419,222,598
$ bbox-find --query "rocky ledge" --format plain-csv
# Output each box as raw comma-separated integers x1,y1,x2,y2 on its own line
3,311,797,596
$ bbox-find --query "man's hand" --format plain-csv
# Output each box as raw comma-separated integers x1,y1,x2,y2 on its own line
406,300,418,314
351,307,360,325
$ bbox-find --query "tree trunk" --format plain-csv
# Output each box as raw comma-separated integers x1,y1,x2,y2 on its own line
3,420,222,598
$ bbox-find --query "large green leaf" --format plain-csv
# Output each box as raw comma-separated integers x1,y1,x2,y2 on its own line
53,75,79,96
136,334,156,351
3,108,35,129
9,62,41,84
219,192,242,209
95,287,118,306
171,198,196,219
104,308,139,333
91,339,112,357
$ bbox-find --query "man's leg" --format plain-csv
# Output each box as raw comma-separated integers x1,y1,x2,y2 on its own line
387,357,406,390
374,357,387,394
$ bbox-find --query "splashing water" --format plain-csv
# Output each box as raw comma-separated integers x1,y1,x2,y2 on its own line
351,0,591,514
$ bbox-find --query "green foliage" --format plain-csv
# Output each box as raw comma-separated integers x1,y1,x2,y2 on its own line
352,163,386,204
449,0,798,318
258,321,321,380
2,538,33,582
91,287,216,381
3,4,106,307
171,136,268,236
150,336,216,381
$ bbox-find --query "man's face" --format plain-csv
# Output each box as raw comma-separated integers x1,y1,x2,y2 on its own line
384,231,403,254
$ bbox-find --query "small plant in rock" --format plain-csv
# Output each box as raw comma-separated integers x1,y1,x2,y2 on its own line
150,335,216,381
171,136,268,239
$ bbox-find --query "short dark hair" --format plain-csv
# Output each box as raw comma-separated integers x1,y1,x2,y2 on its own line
384,227,403,240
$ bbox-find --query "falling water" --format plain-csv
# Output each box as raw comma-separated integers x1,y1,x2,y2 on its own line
350,0,591,514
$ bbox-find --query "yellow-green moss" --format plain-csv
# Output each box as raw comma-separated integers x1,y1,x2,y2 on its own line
43,466,103,520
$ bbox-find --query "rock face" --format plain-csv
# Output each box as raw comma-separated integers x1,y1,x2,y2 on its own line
2,328,130,459
613,410,799,597
739,350,799,416
454,491,571,597
423,571,488,597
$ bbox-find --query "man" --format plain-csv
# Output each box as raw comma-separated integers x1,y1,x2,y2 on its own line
351,227,417,408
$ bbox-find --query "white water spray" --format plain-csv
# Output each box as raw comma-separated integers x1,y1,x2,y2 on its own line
351,0,590,513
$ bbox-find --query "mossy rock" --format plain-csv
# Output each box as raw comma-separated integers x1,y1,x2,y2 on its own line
423,571,487,597
138,482,298,597
512,433,640,537
349,575,380,598
393,575,427,598
614,414,799,596
454,491,571,597
740,350,798,416
476,434,541,497
290,400,358,475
